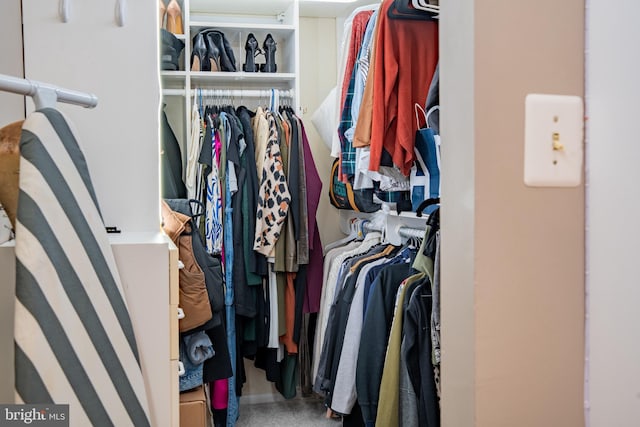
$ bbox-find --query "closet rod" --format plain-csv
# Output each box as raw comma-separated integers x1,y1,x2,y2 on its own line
162,89,294,98
0,73,98,108
397,227,426,239
363,222,426,239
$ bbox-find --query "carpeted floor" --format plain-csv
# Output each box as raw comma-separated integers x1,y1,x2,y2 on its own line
235,398,341,427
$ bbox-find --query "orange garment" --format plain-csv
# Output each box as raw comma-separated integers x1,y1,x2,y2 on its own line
0,120,22,228
340,10,374,109
281,116,291,148
369,0,439,175
352,14,381,149
280,272,298,354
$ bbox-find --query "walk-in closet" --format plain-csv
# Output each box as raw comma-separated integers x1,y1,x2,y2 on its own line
3,0,637,426
158,1,441,425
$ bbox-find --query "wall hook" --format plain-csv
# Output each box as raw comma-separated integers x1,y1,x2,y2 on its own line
115,0,127,27
59,0,71,23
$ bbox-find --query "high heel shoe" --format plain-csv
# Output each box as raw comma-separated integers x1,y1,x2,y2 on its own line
205,30,236,72
206,31,234,72
243,33,261,72
165,0,183,35
159,0,166,29
191,32,212,72
260,33,277,73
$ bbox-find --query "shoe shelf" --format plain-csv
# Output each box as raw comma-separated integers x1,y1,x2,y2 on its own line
189,21,296,38
189,71,295,90
189,31,296,75
161,71,187,80
190,0,296,23
161,0,300,157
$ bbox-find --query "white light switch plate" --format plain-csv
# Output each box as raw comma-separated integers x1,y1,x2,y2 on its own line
524,94,584,187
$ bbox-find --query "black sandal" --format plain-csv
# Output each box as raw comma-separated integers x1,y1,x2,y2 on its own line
260,33,277,73
243,33,261,72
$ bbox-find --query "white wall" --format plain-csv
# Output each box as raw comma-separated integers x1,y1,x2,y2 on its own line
442,1,586,425
440,0,476,424
0,0,24,124
299,16,342,246
586,1,640,425
21,0,161,233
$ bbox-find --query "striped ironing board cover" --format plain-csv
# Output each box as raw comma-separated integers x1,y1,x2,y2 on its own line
14,109,151,426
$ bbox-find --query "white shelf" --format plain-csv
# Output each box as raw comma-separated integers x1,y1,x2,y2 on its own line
161,71,187,80
160,72,187,90
190,71,295,84
190,0,295,17
189,21,295,37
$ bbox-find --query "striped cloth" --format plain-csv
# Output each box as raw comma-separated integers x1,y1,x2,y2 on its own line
14,109,151,426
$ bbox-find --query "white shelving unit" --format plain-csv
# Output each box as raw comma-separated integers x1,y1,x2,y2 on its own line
161,0,300,154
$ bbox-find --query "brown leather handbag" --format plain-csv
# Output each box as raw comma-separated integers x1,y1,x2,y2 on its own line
161,201,212,332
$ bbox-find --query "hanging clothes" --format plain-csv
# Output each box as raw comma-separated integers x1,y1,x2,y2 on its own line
313,218,442,427
312,235,380,383
368,0,439,175
164,92,326,422
376,273,428,427
338,9,374,180
186,98,204,200
203,113,224,255
222,111,240,427
301,120,324,314
331,4,379,158
253,112,291,258
161,107,187,199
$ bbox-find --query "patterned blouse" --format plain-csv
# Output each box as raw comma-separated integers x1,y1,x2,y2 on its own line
253,112,291,257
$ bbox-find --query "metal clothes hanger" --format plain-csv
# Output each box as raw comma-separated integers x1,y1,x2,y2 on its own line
323,218,371,254
389,0,437,20
412,0,439,13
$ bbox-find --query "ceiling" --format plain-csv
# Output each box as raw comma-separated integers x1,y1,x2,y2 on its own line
189,0,379,20
299,0,378,18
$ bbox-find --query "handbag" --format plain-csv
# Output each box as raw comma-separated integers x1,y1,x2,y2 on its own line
329,159,381,213
410,103,441,212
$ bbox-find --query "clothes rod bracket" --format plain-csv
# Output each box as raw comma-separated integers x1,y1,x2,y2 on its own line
0,73,98,109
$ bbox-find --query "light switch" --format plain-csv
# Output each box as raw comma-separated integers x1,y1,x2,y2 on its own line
524,94,584,187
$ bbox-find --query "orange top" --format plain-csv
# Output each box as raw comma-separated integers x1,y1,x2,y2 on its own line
369,0,439,175
352,14,381,149
280,272,298,354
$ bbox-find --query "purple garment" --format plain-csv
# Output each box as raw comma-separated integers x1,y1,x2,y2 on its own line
305,226,324,313
300,121,324,313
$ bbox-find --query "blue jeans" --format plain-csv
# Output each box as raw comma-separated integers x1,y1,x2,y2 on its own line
224,176,239,426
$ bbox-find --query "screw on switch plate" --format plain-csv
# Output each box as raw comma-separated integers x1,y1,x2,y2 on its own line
524,94,584,187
